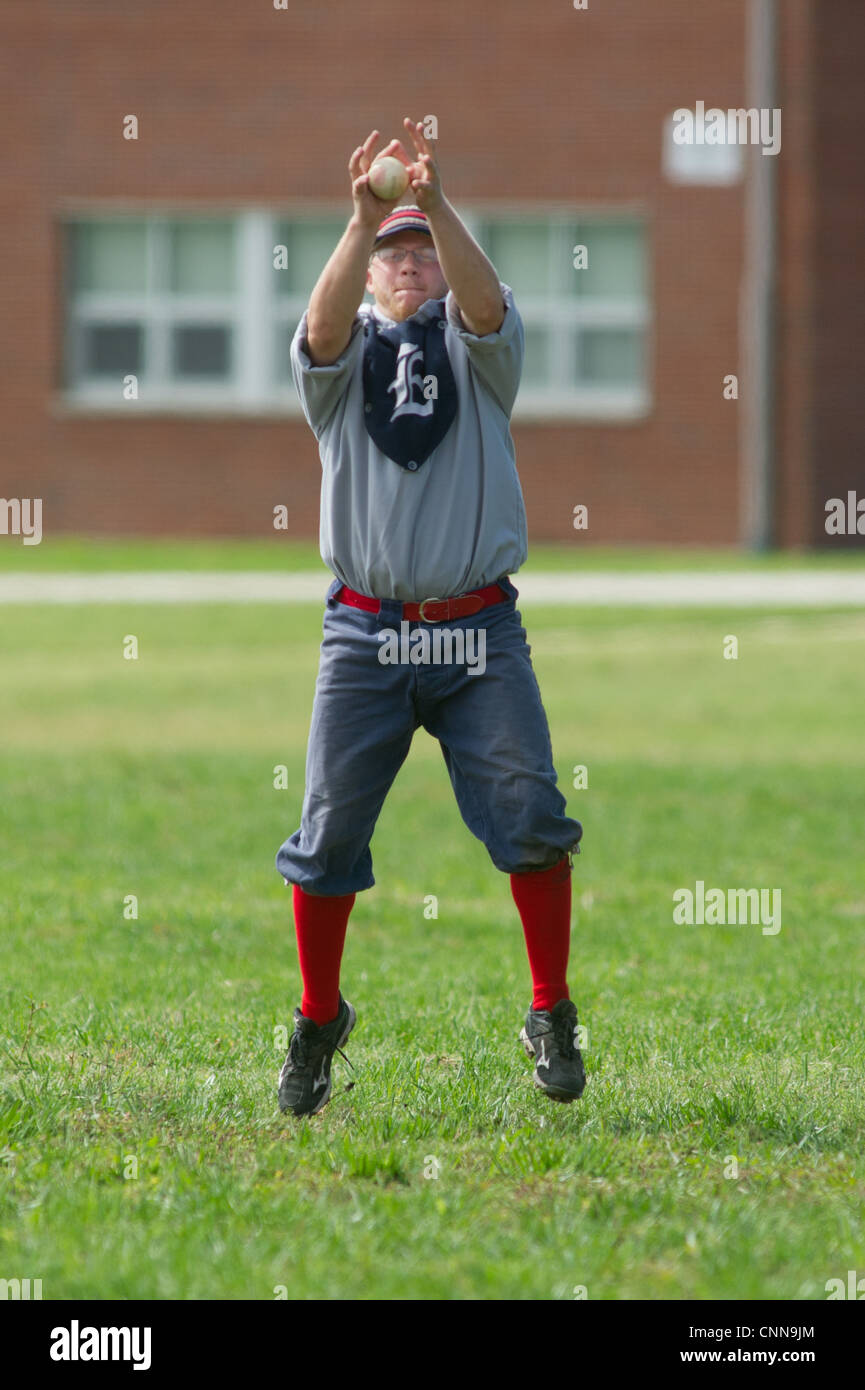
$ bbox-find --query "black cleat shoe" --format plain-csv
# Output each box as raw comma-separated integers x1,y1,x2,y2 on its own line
278,993,356,1117
519,997,586,1102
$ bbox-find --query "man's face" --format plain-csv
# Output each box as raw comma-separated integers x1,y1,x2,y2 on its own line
366,231,449,322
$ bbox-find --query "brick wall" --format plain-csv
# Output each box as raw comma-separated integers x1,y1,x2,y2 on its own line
0,1,836,548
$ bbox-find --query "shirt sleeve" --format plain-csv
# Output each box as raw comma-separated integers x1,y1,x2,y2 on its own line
444,281,524,417
289,310,366,439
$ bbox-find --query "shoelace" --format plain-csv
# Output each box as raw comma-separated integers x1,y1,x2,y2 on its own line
550,1009,578,1060
289,1027,355,1073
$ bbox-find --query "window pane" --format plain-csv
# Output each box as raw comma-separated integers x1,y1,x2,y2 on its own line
570,222,645,297
83,323,142,375
578,328,642,384
72,222,147,293
273,220,347,296
172,325,231,377
485,223,550,296
170,221,235,293
522,326,548,386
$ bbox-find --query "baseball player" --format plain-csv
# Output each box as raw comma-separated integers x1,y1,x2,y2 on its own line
275,118,585,1117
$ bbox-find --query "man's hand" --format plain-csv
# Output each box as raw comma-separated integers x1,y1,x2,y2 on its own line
401,118,444,214
349,122,443,224
350,131,412,228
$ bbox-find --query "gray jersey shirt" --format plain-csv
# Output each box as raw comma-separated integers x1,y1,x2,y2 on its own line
290,282,528,601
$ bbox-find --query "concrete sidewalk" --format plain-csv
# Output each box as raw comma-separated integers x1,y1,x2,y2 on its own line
1,570,865,606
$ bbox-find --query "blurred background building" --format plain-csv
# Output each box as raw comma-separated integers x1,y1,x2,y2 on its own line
1,0,862,547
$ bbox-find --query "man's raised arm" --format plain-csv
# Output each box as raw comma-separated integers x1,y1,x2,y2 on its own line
305,131,408,366
305,218,375,366
402,117,505,337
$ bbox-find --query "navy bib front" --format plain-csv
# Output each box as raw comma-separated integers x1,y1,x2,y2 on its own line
362,303,457,470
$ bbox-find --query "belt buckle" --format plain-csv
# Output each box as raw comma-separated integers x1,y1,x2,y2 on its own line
418,596,443,622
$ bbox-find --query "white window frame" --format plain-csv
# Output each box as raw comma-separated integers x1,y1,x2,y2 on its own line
462,209,651,421
62,209,275,415
58,205,651,422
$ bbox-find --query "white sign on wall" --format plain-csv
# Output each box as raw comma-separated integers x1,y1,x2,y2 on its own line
662,109,745,185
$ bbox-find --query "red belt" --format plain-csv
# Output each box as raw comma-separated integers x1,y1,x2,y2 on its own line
335,581,508,622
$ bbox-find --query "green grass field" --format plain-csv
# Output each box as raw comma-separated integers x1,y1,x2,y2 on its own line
4,536,865,572
1,548,864,1300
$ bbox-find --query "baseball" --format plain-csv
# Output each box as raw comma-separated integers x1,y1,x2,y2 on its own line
368,156,410,201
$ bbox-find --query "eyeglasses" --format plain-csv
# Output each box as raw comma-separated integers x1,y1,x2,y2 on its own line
373,247,439,265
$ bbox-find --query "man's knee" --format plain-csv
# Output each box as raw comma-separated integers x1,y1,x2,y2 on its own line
275,834,374,896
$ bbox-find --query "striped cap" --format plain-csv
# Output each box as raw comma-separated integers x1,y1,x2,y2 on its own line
373,206,432,246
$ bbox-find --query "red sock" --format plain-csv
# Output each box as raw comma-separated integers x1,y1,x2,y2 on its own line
510,856,572,1012
292,884,354,1025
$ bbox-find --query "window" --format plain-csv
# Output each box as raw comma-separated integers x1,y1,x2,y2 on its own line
62,210,650,419
65,217,240,406
469,214,650,418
